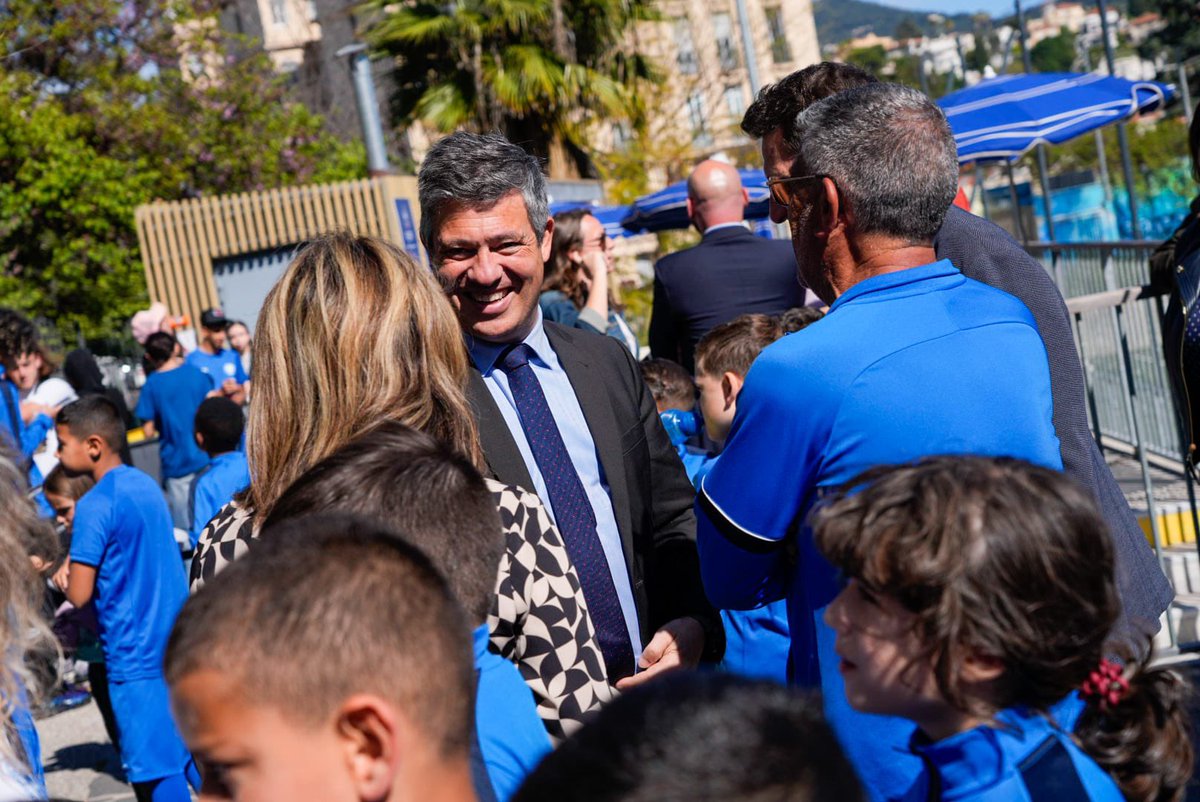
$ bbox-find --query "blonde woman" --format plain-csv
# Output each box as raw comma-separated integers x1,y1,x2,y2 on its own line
190,233,612,738
0,455,58,800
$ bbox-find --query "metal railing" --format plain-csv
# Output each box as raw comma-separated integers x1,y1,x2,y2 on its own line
1026,240,1196,649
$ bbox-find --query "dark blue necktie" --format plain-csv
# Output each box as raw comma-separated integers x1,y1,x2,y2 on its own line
498,343,635,681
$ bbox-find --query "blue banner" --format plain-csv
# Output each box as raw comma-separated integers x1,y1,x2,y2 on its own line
394,199,423,263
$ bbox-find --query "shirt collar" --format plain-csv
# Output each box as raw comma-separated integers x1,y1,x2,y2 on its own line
703,221,750,236
467,307,555,376
828,259,959,314
909,708,1045,796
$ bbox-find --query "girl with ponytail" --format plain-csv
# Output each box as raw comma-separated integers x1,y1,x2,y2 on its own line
813,455,1191,802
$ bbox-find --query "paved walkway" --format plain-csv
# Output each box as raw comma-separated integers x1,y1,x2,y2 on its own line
37,699,133,802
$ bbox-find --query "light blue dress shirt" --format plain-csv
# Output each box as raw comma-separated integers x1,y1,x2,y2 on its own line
469,310,644,660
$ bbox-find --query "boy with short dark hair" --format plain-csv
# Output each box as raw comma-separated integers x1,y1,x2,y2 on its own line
638,358,713,485
166,514,478,802
512,672,863,802
55,396,196,802
188,397,249,549
262,421,550,802
693,313,818,684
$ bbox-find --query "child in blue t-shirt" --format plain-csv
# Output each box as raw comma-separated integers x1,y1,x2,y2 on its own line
135,332,211,532
188,397,249,549
639,358,715,486
694,313,808,684
56,396,199,802
261,421,551,802
813,456,1191,802
184,308,248,399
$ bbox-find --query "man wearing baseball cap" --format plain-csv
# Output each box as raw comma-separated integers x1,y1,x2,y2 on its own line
185,308,247,404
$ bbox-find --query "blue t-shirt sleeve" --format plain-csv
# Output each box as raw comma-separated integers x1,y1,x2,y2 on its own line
190,474,219,549
19,414,53,458
696,351,834,609
70,493,111,567
134,380,157,423
233,356,248,385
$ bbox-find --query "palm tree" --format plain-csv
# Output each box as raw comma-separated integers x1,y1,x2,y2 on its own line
361,0,657,177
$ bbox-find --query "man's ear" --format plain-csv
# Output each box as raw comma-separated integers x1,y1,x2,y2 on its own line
815,176,842,240
720,371,744,410
539,217,555,263
336,694,402,801
195,432,205,450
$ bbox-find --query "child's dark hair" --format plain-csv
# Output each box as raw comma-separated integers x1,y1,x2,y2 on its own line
142,331,177,373
513,672,864,802
56,395,126,453
694,313,783,379
261,420,502,626
777,306,824,334
194,397,244,456
639,358,695,411
165,513,474,758
0,308,38,369
813,455,1192,802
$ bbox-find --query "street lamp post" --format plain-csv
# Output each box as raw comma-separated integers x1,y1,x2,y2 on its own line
1015,0,1057,242
1094,0,1143,238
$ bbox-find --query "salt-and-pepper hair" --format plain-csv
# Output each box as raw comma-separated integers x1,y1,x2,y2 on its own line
785,83,959,245
417,131,550,256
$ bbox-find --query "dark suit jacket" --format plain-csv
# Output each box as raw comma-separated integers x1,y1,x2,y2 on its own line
650,226,804,372
935,205,1173,643
467,321,723,661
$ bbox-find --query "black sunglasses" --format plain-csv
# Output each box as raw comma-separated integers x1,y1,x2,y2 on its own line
766,174,828,209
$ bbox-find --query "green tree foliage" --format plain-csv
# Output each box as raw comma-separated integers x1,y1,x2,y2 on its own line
894,17,924,40
1144,0,1200,57
1030,30,1078,73
363,0,656,178
0,0,363,341
845,45,888,76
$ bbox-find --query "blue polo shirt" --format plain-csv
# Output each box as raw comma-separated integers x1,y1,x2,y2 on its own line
901,707,1121,801
189,451,250,548
185,347,248,392
69,465,188,681
697,260,1061,801
135,364,211,479
473,626,551,802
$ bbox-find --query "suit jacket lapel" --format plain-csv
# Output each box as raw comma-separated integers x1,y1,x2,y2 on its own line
544,325,635,551
467,368,536,492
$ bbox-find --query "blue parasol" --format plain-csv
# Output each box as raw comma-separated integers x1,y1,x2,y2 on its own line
938,72,1174,164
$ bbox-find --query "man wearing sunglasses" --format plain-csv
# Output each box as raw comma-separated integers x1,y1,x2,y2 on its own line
745,63,1168,650
695,81,1066,801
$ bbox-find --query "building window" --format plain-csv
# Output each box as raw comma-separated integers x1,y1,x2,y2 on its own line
724,84,745,119
764,6,791,63
714,12,739,72
270,0,288,25
674,18,699,76
687,92,711,147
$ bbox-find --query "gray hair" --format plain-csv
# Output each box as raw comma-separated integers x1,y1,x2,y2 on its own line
417,131,550,255
785,83,959,244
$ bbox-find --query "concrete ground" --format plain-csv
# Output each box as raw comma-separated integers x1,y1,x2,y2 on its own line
37,699,133,802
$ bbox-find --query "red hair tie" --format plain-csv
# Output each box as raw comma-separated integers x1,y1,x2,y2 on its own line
1080,658,1129,710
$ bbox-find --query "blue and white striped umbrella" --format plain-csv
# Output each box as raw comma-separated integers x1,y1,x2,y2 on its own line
621,168,772,233
938,72,1174,164
548,201,635,240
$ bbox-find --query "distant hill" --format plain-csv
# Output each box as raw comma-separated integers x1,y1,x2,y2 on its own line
814,0,981,48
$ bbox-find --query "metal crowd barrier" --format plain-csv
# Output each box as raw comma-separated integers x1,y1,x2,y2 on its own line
1025,240,1197,650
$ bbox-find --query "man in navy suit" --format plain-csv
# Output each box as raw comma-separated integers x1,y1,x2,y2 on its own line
649,160,811,373
738,61,1171,648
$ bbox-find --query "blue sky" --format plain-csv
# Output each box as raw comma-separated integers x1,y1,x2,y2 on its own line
872,0,1032,15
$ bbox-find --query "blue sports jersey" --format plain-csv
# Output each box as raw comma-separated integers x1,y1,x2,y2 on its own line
184,347,248,392
135,364,211,479
69,465,189,681
473,626,551,802
188,451,250,548
900,706,1122,801
697,261,1061,801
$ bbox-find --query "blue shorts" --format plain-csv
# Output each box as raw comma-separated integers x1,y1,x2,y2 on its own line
109,676,192,783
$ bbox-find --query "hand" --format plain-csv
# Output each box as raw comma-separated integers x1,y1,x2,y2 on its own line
221,378,239,396
20,401,54,423
614,616,705,690
53,558,71,592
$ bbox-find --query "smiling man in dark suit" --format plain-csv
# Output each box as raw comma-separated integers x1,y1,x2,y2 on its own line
417,131,721,691
649,160,811,373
